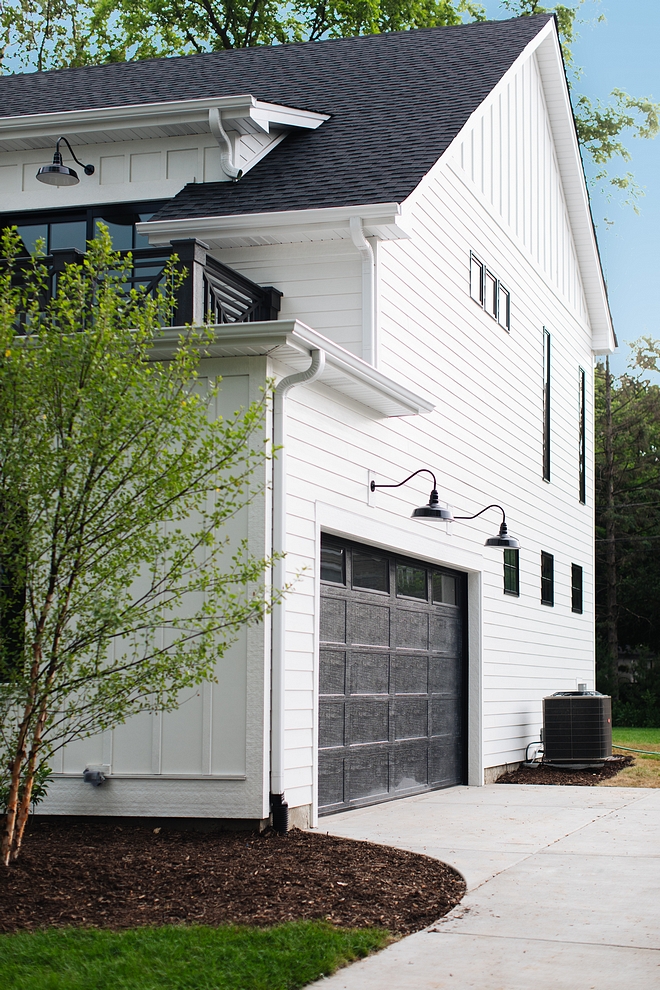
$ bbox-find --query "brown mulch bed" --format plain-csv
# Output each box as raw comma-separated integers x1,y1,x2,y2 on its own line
0,821,466,935
496,754,634,786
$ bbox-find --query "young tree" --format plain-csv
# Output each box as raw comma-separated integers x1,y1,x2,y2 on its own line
0,229,278,865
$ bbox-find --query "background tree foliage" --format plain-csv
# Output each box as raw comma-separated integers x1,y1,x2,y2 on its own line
0,229,277,864
595,344,660,725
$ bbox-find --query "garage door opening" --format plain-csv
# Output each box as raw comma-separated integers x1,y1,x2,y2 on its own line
318,536,467,814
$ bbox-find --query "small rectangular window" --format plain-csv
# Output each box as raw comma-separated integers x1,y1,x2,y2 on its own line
571,564,583,614
470,253,484,303
321,545,345,585
503,549,519,596
485,270,498,319
578,367,586,504
498,285,511,331
352,552,389,593
541,551,554,606
432,573,456,605
396,564,427,600
543,328,551,482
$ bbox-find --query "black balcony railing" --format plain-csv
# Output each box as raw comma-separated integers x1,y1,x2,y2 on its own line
10,238,281,328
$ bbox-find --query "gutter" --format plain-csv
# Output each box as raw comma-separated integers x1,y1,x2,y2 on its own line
270,348,326,832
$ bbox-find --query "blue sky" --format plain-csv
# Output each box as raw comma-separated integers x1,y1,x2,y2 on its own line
482,2,660,376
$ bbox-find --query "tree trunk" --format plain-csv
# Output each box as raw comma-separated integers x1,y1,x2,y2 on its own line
603,356,619,699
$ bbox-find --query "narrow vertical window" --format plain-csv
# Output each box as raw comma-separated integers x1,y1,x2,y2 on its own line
571,564,583,614
543,329,551,482
485,270,498,319
498,285,511,331
541,551,554,606
578,367,586,504
470,253,484,303
503,549,520,596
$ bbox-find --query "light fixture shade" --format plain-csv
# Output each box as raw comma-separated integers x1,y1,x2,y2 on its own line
36,163,80,186
485,521,520,549
411,488,455,522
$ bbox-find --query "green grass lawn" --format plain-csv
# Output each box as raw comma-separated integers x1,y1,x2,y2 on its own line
612,727,660,753
0,921,390,990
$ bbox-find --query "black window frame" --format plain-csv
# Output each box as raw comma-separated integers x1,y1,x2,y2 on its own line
2,199,169,256
578,367,586,504
543,328,551,482
469,251,511,332
571,563,583,614
503,548,520,597
541,551,554,607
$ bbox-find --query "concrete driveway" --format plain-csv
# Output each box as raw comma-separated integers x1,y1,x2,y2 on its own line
308,784,660,990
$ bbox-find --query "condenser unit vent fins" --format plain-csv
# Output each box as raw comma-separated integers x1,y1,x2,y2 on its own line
542,692,612,762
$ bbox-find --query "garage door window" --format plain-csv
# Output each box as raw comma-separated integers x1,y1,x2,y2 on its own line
321,545,345,585
432,573,456,605
396,564,427,600
352,552,389,593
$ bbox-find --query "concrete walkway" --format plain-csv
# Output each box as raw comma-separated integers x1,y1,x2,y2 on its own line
308,784,660,990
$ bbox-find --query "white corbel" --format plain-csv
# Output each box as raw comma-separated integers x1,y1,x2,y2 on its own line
208,107,243,181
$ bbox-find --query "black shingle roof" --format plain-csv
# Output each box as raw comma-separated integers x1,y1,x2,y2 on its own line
0,17,553,219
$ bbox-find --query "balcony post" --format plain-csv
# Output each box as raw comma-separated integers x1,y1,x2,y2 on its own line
170,238,209,326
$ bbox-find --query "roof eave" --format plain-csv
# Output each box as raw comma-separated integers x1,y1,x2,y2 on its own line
151,319,434,417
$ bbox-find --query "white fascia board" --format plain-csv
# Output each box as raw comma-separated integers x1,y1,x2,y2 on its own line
151,319,434,417
404,18,615,356
137,202,411,248
0,95,328,149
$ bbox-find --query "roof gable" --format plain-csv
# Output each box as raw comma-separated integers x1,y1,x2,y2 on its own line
0,17,551,218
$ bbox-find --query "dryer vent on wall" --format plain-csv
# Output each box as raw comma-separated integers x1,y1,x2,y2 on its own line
542,691,612,763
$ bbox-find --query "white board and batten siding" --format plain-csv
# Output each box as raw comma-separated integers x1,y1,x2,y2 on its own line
43,361,274,821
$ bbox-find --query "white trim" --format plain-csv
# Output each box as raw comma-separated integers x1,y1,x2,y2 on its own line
151,320,435,417
0,95,328,150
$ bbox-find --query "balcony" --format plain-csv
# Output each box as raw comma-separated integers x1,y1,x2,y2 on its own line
14,237,281,327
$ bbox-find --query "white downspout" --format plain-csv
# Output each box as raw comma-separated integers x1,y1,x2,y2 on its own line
208,108,243,180
349,216,376,366
270,349,325,827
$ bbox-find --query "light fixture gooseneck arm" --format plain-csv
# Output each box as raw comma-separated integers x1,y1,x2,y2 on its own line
54,136,95,175
370,468,437,493
454,503,506,524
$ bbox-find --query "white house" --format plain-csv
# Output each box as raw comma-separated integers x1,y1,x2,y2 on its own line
0,14,615,828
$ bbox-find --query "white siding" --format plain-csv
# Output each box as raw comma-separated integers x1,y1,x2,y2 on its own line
214,241,363,357
45,363,272,820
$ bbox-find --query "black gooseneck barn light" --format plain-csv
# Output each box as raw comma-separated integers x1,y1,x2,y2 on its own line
36,136,95,187
370,469,454,521
370,469,520,548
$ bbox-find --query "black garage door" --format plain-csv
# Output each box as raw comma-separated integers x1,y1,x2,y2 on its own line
318,536,467,814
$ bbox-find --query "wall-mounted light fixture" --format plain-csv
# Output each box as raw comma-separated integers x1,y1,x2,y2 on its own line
370,469,520,549
36,136,95,187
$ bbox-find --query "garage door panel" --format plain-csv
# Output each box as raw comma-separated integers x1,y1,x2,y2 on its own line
394,610,428,651
349,602,390,646
319,698,345,749
320,597,346,644
346,697,389,745
392,740,429,791
348,652,389,695
394,697,428,740
429,736,462,786
429,655,462,695
430,612,462,656
319,538,465,813
392,654,428,694
319,650,346,696
347,747,389,802
318,753,344,809
431,697,461,737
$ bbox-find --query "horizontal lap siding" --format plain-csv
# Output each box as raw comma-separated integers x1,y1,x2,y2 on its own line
215,241,363,357
373,52,594,771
